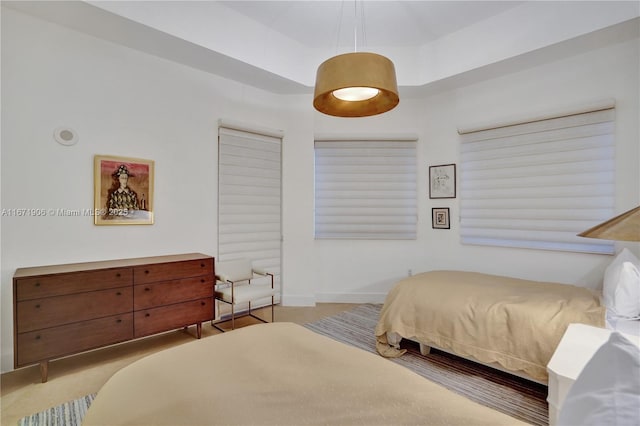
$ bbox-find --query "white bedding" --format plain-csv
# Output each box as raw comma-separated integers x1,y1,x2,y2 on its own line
606,311,640,336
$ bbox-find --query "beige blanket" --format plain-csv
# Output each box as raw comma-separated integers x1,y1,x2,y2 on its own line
376,271,606,382
83,322,527,426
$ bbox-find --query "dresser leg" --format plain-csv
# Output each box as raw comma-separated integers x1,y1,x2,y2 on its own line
196,323,202,339
40,361,49,383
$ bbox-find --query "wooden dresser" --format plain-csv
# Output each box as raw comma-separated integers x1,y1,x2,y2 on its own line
13,253,214,382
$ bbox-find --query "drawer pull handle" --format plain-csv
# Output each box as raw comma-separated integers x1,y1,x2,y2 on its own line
35,282,40,287
145,313,150,317
145,287,151,292
35,304,40,309
116,319,122,323
116,292,122,296
35,335,41,340
116,273,121,278
201,301,206,306
201,263,205,268
201,279,205,283
145,270,149,274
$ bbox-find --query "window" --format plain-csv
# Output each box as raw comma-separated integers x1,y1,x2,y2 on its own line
458,101,615,254
314,136,418,239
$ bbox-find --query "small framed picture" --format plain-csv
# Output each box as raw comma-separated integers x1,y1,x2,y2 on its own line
432,208,450,229
94,155,154,225
429,164,456,199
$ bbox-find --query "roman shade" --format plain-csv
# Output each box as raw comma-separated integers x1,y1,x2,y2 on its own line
458,100,615,254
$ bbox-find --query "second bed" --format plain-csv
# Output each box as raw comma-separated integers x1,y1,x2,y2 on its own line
375,270,606,383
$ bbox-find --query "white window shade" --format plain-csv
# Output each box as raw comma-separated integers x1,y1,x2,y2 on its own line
218,124,282,301
314,137,417,239
459,105,615,254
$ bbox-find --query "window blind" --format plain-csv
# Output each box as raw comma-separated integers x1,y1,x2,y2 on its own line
459,105,615,254
314,136,418,239
218,124,282,304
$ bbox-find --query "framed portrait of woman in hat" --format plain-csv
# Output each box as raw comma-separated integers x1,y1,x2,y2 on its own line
94,155,154,225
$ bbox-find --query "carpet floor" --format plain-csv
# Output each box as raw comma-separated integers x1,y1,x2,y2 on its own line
18,304,548,426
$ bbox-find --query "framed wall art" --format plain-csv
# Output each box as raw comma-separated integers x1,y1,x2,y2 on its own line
432,207,450,229
94,155,154,225
429,163,456,199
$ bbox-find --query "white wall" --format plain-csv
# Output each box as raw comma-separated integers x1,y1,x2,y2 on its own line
1,7,638,373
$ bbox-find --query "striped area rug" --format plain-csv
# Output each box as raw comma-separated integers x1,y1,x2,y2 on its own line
17,393,96,426
304,303,548,426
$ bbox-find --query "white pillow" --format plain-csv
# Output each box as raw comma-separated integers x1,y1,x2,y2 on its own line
603,248,640,319
558,332,640,426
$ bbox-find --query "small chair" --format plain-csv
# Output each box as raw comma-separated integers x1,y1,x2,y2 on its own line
212,258,276,331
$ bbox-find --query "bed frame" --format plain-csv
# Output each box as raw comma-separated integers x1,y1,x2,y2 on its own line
417,340,547,385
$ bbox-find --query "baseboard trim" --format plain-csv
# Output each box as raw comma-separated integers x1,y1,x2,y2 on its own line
281,294,316,306
315,292,386,304
275,293,388,306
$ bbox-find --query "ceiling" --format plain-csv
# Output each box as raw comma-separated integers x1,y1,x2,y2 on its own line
218,1,523,48
4,1,640,95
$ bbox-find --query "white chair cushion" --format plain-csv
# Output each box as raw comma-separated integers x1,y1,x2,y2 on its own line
216,258,254,282
216,284,276,304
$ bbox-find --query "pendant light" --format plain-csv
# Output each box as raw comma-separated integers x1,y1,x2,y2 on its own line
313,1,399,117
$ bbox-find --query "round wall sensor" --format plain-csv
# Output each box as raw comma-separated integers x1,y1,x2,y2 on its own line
54,127,78,146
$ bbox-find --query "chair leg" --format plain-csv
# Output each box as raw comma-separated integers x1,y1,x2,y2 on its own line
231,303,235,330
270,273,275,323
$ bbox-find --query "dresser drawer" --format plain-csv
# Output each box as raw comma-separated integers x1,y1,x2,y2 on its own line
133,258,213,284
15,268,132,301
134,298,213,338
16,287,133,333
134,276,213,310
16,313,133,367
